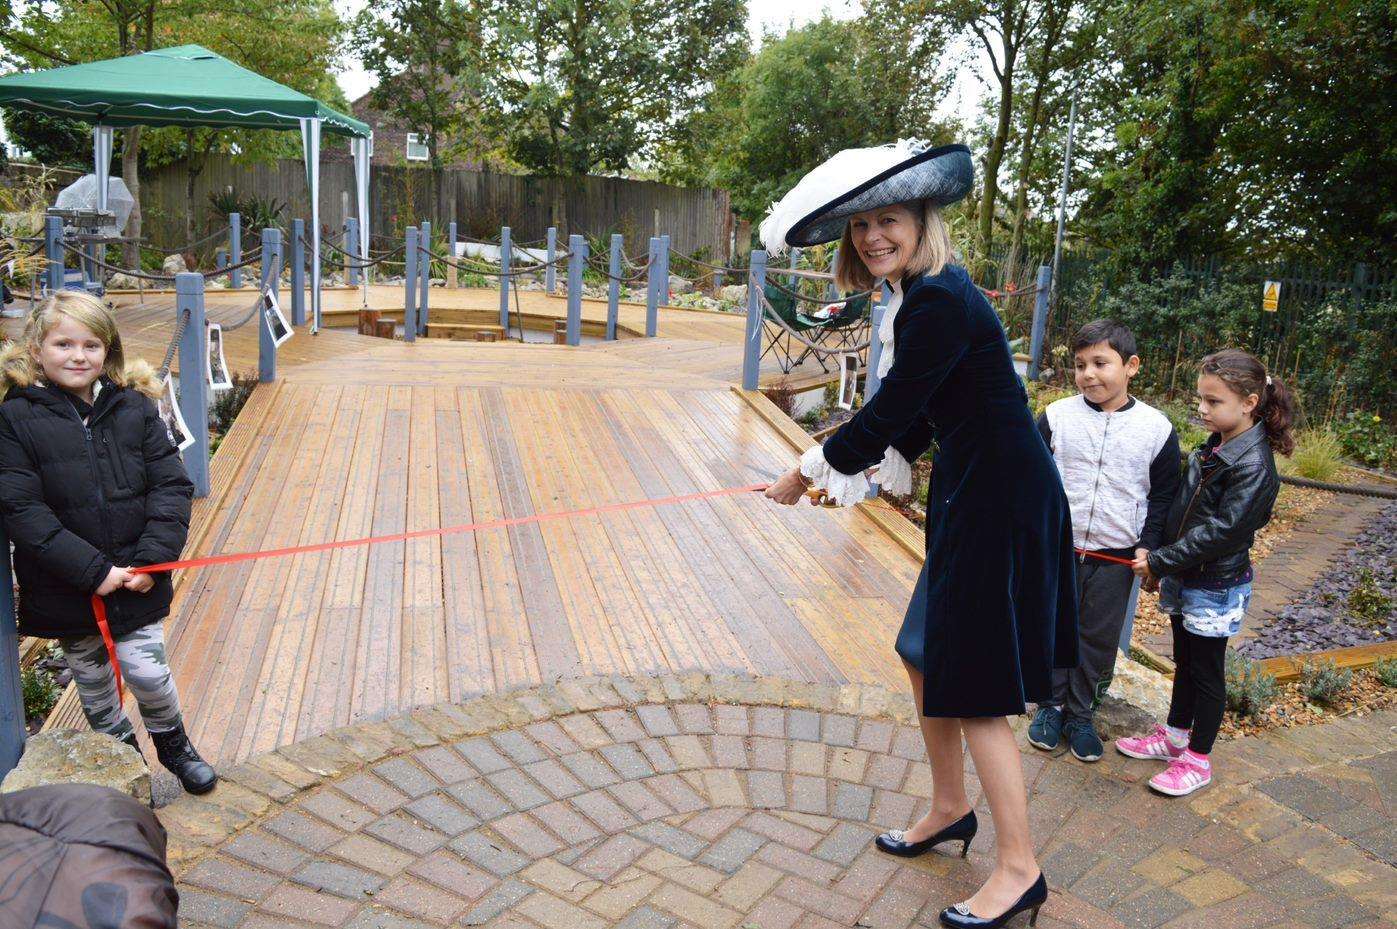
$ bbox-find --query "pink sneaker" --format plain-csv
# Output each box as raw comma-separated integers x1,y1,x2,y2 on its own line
1115,725,1187,761
1148,751,1212,796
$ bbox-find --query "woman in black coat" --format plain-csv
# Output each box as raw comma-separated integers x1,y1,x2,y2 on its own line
0,291,216,794
763,143,1077,928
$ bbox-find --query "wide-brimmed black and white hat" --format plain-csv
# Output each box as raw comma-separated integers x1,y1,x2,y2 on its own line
759,140,973,255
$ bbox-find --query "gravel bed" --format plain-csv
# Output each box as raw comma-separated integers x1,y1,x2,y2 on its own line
1236,500,1397,658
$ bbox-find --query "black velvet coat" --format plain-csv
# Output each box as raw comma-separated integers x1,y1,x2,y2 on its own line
0,378,192,639
823,265,1078,717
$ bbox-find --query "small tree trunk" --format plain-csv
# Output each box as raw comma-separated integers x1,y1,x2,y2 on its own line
122,126,142,268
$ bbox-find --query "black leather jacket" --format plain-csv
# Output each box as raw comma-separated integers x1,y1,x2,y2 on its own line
1146,423,1279,585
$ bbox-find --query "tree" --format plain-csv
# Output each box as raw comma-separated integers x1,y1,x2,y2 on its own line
666,17,955,222
2,0,345,261
473,0,748,183
0,108,92,167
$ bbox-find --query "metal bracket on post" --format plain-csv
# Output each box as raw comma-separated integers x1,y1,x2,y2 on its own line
175,272,211,498
0,523,24,779
1027,264,1052,381
290,219,307,326
645,237,660,337
742,250,768,391
447,222,458,289
606,234,622,341
228,212,242,289
566,234,587,346
44,214,63,293
418,220,431,336
545,226,558,294
259,229,282,383
499,226,512,331
403,227,418,343
345,218,361,288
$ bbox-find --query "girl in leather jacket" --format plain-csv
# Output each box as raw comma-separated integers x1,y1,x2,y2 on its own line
1116,349,1295,798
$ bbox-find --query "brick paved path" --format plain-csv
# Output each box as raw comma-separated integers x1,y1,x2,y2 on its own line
1143,493,1389,660
162,674,1397,929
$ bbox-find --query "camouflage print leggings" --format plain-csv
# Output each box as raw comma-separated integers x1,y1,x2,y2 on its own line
59,622,184,738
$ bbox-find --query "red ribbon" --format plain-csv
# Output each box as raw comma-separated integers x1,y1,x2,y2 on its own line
88,594,126,706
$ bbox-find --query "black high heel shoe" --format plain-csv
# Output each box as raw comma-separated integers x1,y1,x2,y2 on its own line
875,809,977,858
938,872,1048,928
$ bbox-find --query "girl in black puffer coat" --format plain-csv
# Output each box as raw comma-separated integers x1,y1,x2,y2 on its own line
0,291,216,795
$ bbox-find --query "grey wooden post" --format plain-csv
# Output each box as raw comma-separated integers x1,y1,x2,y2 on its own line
826,246,840,300
498,226,512,330
403,227,418,343
0,523,24,779
259,228,282,383
742,249,768,390
45,214,63,293
790,247,800,271
606,233,622,341
447,221,458,289
215,249,227,277
345,217,361,287
290,219,307,326
645,237,660,337
545,226,558,294
659,234,671,305
1027,264,1052,381
566,234,587,346
229,212,242,288
418,220,431,336
175,273,210,498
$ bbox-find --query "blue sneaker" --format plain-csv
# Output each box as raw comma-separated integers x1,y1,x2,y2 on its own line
1027,706,1063,751
1064,716,1105,762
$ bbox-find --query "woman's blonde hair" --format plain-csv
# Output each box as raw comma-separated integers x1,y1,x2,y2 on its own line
834,200,956,293
0,291,161,397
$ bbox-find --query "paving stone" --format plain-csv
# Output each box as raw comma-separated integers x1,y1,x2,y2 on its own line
451,832,530,876
403,793,479,836
813,821,872,866
184,857,281,900
411,746,476,785
787,709,821,742
365,812,447,854
447,779,514,821
636,704,681,737
633,820,708,858
257,885,358,926
220,829,313,874
459,878,534,926
456,738,514,774
338,773,412,813
484,769,550,811
371,758,442,799
599,742,656,780
179,888,254,928
699,826,766,873
612,905,678,929
524,720,584,755
408,850,498,899
293,859,386,899
560,750,623,789
491,730,548,766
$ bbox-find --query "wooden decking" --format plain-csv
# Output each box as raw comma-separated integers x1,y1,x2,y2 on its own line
7,285,920,765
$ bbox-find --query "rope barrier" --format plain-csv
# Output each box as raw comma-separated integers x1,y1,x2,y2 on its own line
60,242,265,283
583,252,652,285
157,308,193,380
764,275,874,307
299,234,405,270
141,225,230,254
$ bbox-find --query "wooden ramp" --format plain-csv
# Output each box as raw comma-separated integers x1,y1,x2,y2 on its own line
7,286,918,765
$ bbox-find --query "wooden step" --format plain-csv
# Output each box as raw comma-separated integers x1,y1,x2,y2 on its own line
426,322,507,341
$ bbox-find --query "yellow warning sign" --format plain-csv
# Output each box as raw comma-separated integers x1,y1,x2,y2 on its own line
1262,280,1281,313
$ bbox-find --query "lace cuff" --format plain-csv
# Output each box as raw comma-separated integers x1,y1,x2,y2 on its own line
870,446,914,496
799,445,869,507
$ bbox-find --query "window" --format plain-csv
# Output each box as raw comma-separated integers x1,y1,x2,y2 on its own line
405,133,429,162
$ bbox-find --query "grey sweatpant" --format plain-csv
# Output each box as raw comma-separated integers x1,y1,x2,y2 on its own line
59,622,184,738
1050,558,1137,720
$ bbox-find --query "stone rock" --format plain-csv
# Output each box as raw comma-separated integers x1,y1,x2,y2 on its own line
1,728,150,804
161,254,188,276
669,274,694,294
1094,694,1158,741
719,284,748,304
106,273,144,290
1106,649,1172,721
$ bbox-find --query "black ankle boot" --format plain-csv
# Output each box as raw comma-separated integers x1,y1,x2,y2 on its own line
117,730,145,764
150,724,218,795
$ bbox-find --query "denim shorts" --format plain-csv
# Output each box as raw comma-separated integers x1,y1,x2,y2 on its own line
1159,576,1251,638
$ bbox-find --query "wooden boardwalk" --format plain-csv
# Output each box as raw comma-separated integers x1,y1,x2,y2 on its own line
7,285,921,765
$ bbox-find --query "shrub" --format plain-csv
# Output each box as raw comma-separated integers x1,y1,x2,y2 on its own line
1346,569,1394,628
1333,412,1396,471
22,665,59,722
1159,401,1210,450
763,379,796,418
1372,658,1397,688
1300,658,1353,706
1284,429,1345,482
1224,651,1279,717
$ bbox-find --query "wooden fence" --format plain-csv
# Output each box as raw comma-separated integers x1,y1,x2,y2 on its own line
137,156,733,259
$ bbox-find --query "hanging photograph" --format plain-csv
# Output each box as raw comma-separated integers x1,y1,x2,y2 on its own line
837,353,859,410
206,322,232,392
262,287,292,347
157,374,195,452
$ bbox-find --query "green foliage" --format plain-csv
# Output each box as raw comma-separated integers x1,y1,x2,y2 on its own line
22,665,59,721
1,108,92,167
1224,651,1279,718
1300,658,1353,707
1025,382,1073,418
1346,569,1394,629
1283,429,1345,483
473,0,747,177
1157,401,1208,451
207,190,285,232
1334,414,1397,472
664,15,955,219
1373,658,1397,688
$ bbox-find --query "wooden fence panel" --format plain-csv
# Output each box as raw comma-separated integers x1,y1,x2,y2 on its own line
137,156,731,259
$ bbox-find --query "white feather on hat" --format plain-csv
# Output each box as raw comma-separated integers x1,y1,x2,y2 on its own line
759,139,973,255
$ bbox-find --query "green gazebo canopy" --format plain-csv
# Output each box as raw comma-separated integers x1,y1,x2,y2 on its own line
0,44,369,137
